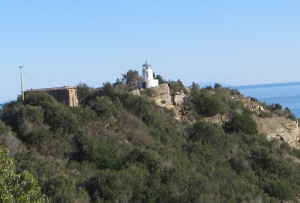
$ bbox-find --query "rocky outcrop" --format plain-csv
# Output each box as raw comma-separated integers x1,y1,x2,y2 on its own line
242,97,265,112
131,89,140,96
241,97,300,148
149,86,300,149
150,84,173,107
151,83,170,97
150,84,187,109
202,95,300,148
173,91,186,106
205,114,230,125
253,115,300,148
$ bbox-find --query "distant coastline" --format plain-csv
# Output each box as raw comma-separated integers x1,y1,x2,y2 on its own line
199,81,300,90
233,81,300,90
199,81,300,118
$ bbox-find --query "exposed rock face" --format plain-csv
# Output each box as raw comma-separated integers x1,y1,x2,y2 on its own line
131,89,140,96
151,84,173,107
173,91,186,106
151,83,170,97
253,115,300,148
149,86,300,149
242,97,265,113
150,84,187,108
241,97,300,148
205,114,230,125
203,95,300,149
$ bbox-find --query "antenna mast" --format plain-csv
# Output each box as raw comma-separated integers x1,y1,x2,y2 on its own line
19,66,24,101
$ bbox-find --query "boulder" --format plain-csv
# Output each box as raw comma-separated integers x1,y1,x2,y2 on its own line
151,84,170,97
173,91,186,106
131,89,140,96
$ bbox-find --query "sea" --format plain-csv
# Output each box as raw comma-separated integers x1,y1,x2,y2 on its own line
234,82,300,118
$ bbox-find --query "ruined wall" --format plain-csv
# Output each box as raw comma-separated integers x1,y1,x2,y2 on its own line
67,88,79,107
26,87,79,107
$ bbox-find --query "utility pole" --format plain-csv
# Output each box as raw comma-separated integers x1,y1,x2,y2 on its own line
19,66,24,101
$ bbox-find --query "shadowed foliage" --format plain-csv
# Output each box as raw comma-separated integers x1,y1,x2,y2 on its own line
0,74,300,202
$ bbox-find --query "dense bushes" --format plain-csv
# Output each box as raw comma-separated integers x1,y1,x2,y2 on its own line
0,146,45,202
258,110,273,118
192,90,222,117
264,103,297,121
223,112,258,135
1,80,300,202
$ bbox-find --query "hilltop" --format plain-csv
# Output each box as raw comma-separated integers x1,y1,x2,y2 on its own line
1,72,300,202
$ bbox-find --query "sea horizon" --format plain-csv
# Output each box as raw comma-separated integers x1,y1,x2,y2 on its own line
200,81,300,118
234,83,300,118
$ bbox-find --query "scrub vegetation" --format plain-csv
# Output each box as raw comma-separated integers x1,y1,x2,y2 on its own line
1,72,300,202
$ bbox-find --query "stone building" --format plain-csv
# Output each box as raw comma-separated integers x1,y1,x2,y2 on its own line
26,86,79,107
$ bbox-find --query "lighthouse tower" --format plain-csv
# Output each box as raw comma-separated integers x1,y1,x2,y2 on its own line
142,61,159,89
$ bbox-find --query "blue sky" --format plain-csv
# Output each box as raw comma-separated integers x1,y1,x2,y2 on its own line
1,1,300,102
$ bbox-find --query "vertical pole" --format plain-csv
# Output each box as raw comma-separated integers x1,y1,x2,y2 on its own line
19,66,24,101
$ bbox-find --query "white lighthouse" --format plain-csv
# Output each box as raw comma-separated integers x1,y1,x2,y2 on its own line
142,61,159,89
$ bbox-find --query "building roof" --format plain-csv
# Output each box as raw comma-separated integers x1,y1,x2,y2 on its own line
26,86,76,92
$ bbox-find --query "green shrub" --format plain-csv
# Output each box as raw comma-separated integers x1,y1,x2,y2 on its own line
0,145,45,202
21,105,44,125
168,80,184,93
76,135,119,169
76,82,94,105
272,103,282,111
223,112,258,135
258,111,273,118
214,83,222,89
230,89,240,96
91,96,115,118
196,94,222,117
146,88,154,97
188,120,225,143
284,107,297,121
262,178,295,201
0,120,7,134
24,91,57,107
250,97,258,102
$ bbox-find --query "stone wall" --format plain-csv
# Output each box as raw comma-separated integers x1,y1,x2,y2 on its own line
25,86,79,107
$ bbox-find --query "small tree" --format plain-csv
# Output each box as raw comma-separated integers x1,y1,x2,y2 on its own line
214,83,222,89
190,82,200,91
122,70,142,92
156,74,167,84
0,145,45,202
113,78,127,92
168,79,185,93
272,103,282,111
76,83,94,105
223,112,258,135
193,94,222,117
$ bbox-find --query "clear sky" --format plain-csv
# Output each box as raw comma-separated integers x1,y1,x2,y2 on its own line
1,0,300,103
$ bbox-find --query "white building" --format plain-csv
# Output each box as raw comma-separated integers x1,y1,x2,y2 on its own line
142,61,159,89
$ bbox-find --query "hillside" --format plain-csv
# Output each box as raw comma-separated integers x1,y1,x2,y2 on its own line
1,76,300,202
